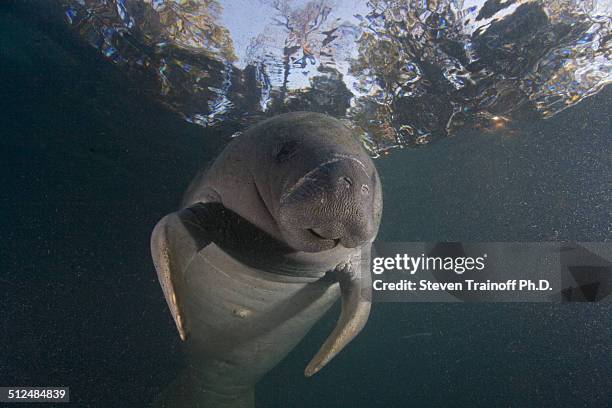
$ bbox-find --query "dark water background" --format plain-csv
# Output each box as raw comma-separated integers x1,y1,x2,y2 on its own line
1,2,610,407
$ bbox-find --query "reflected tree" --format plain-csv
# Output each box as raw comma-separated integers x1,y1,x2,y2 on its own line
59,0,611,155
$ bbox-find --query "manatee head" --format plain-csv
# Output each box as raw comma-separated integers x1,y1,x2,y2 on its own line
254,112,382,253
278,155,382,252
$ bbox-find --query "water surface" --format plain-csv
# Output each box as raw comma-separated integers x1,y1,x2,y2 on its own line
58,0,610,153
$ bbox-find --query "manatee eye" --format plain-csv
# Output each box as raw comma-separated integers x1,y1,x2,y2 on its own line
361,184,370,195
275,141,299,163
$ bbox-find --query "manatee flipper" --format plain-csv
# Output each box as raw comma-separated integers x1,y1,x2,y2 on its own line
305,259,372,377
151,204,214,341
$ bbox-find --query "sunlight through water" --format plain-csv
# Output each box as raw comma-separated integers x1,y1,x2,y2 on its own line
59,0,610,155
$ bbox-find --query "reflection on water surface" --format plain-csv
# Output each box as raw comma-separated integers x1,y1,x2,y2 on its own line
59,0,610,155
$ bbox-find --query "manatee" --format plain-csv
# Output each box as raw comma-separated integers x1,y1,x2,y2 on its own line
151,112,382,407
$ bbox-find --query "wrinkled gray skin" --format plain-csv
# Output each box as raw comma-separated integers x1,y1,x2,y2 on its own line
151,112,382,407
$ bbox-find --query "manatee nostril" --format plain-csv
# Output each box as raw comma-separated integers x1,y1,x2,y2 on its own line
339,176,352,188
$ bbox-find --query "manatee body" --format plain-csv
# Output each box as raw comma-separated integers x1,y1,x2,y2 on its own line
151,112,382,407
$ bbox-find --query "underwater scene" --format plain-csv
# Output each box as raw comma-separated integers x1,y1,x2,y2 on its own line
1,0,610,407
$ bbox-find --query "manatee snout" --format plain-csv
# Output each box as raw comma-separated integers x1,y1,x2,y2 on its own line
309,207,374,249
336,214,375,249
279,156,379,252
